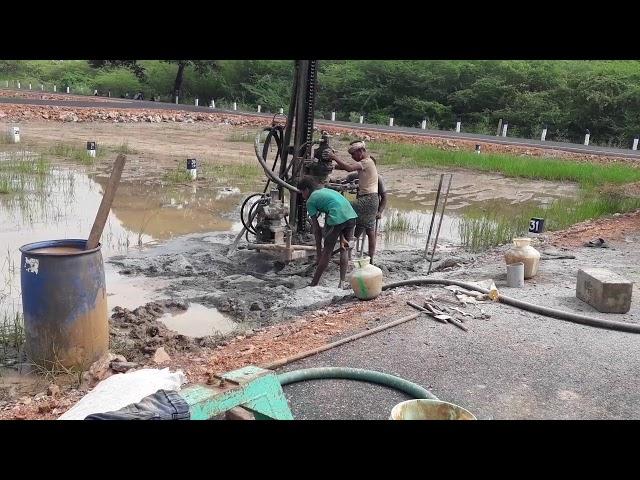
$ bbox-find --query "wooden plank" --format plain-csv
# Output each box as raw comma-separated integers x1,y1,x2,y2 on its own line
86,154,126,250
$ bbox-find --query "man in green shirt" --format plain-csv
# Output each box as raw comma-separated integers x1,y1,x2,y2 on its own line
298,176,357,287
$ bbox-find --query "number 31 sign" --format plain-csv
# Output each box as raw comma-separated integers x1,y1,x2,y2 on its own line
529,217,545,234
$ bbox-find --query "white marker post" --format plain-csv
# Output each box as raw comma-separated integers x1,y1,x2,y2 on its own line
233,102,237,111
210,99,215,108
175,96,179,105
421,119,427,130
9,126,20,143
475,144,481,154
633,136,639,151
86,141,97,158
389,117,394,127
187,158,197,181
584,129,590,146
29,83,32,90
359,115,364,124
17,81,20,89
41,84,44,91
94,89,98,95
279,108,284,114
54,85,57,92
66,86,70,94
455,120,461,133
541,125,548,142
502,122,508,137
257,105,261,113
331,111,336,121
195,98,199,107
108,91,111,98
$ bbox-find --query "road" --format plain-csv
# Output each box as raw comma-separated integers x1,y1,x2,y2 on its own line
1,91,640,160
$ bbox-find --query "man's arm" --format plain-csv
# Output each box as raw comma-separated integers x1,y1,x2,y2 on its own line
376,177,387,219
327,151,362,172
310,215,323,259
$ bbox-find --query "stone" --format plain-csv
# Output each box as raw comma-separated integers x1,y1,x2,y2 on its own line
47,384,60,397
152,347,171,364
88,353,126,382
576,268,633,313
110,361,139,373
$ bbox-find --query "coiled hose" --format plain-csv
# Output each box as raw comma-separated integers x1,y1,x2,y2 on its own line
277,367,438,400
254,129,299,194
382,278,640,334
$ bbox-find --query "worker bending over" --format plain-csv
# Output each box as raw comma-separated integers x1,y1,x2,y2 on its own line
298,176,357,288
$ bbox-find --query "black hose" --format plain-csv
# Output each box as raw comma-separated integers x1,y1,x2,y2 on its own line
382,278,640,334
240,193,266,235
255,130,299,194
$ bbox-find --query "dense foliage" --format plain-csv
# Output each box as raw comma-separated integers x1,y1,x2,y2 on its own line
2,60,640,147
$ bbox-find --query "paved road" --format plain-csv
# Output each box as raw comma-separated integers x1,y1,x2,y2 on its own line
1,92,639,160
278,244,640,420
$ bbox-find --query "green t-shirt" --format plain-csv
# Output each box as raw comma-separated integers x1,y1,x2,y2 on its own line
306,188,358,226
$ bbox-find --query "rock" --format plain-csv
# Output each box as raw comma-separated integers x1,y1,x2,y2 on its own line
152,347,171,364
47,384,60,397
250,301,264,311
110,361,139,373
19,397,32,405
88,352,126,382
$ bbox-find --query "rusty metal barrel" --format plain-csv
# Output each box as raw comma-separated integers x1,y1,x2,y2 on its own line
19,239,108,370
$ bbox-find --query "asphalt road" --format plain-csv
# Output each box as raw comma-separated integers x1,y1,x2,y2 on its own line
278,243,640,420
2,92,640,160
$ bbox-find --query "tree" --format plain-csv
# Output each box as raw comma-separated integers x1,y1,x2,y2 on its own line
87,60,146,80
162,60,218,102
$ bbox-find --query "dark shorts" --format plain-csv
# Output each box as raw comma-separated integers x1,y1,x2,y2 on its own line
351,193,379,230
323,218,356,254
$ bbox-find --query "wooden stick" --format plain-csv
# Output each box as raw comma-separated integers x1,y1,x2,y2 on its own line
86,154,126,250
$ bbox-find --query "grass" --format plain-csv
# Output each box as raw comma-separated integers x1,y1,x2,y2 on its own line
0,310,24,363
383,211,423,232
370,142,640,188
225,130,256,143
0,151,52,194
110,141,138,154
46,142,104,165
458,192,640,252
200,162,262,180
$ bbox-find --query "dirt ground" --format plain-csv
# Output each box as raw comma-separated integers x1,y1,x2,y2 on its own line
1,108,640,420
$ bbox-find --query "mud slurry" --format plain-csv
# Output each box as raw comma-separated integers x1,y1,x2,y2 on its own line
106,231,475,361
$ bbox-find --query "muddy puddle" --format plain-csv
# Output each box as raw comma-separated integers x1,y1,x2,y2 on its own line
158,303,237,337
0,158,253,349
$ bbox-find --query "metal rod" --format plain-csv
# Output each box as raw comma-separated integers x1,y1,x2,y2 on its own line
427,174,453,274
424,174,444,258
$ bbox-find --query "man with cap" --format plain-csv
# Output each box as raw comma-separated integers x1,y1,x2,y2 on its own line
325,140,381,263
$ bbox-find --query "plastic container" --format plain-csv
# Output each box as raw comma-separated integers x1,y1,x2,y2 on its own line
350,256,383,300
20,239,109,370
390,399,476,420
504,238,540,279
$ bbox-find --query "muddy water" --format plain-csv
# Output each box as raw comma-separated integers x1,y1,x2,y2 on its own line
158,303,237,337
369,166,579,250
0,163,251,334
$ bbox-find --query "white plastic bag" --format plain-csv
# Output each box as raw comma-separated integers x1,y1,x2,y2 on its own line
58,368,187,420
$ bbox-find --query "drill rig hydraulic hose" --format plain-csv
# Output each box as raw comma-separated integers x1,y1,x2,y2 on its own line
255,130,299,194
382,278,640,334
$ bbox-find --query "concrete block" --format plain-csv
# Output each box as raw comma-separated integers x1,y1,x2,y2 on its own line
576,268,633,313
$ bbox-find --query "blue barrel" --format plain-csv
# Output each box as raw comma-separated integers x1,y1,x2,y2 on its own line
19,239,108,370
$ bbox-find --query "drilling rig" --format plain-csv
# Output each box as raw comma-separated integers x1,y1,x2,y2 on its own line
236,60,356,262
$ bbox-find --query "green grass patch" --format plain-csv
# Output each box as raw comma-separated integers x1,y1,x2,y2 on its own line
0,151,52,194
383,211,423,232
46,142,103,165
0,310,24,362
458,192,640,252
370,142,640,188
200,162,262,180
109,141,138,154
225,130,256,143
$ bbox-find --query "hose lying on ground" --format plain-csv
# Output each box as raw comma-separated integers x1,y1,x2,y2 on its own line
382,278,640,334
277,367,437,400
